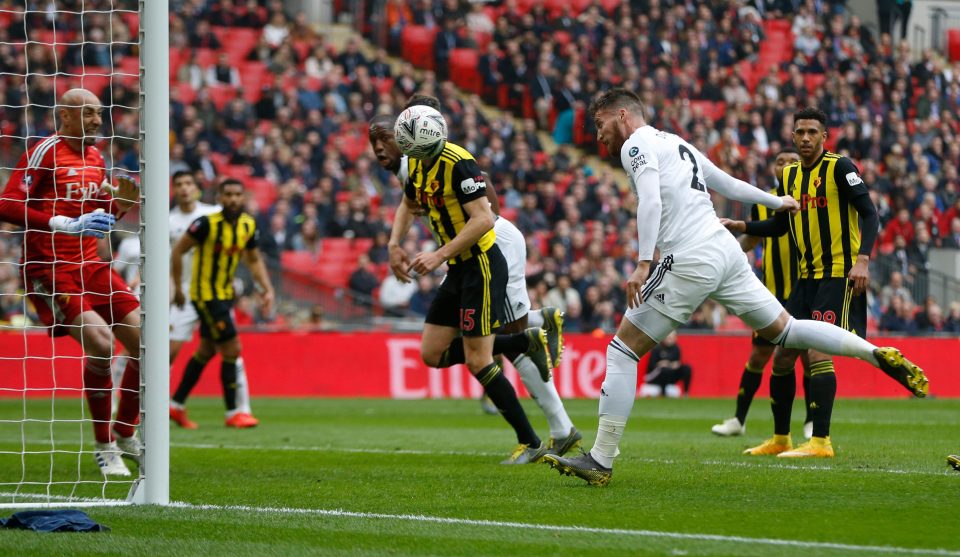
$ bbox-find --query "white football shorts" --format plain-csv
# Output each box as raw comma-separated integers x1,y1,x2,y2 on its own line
625,228,784,342
169,301,200,342
494,216,531,323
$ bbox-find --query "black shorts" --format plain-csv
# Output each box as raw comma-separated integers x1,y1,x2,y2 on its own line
785,277,866,339
752,295,789,347
192,299,238,342
425,245,507,337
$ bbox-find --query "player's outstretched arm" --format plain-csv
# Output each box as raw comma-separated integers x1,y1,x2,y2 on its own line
699,155,785,210
170,233,198,307
388,199,416,283
244,247,275,316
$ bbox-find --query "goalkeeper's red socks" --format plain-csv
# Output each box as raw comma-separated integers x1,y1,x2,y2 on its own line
113,359,140,438
83,360,114,444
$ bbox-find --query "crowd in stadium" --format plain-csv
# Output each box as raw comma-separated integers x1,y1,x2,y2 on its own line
0,0,958,335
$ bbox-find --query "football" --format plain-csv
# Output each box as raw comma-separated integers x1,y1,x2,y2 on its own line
394,105,448,160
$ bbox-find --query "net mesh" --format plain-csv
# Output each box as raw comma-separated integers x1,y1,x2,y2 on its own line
0,0,141,505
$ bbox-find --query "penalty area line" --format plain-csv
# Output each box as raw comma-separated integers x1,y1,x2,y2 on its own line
167,500,960,556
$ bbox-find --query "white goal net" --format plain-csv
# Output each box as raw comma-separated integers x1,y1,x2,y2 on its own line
0,0,155,507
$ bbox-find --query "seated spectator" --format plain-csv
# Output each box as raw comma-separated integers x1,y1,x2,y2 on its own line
879,271,914,310
368,231,390,264
641,331,692,398
348,254,379,309
942,217,960,249
263,11,290,48
189,20,221,49
291,218,322,254
880,295,918,333
379,274,416,317
408,275,438,317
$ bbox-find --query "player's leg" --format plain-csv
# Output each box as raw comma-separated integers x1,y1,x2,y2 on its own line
169,301,199,364
755,309,927,397
69,309,131,476
800,351,814,439
234,356,252,415
544,252,711,485
206,301,257,428
495,222,577,451
110,307,145,467
501,312,579,455
719,250,927,397
543,312,666,485
709,250,803,455
170,301,219,428
472,246,547,463
712,338,774,436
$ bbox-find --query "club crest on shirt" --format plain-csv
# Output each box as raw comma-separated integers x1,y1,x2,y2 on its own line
814,176,823,189
20,174,33,191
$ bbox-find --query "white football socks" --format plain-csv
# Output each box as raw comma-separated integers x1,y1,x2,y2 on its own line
234,356,252,414
512,354,574,438
776,318,879,366
526,309,544,329
591,336,640,469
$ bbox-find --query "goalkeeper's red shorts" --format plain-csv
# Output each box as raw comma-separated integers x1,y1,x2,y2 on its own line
22,260,140,336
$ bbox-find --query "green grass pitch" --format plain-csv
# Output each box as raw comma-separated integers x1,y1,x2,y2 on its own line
0,397,957,556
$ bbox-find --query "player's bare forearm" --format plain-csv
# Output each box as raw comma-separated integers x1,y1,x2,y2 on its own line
739,234,761,253
388,200,416,248
170,235,196,297
246,248,274,297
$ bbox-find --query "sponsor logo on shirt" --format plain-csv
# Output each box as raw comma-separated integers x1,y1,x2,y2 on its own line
631,154,647,173
628,146,639,157
845,172,863,186
460,177,484,195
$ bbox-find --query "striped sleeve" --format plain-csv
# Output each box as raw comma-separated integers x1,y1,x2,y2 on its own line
0,138,59,230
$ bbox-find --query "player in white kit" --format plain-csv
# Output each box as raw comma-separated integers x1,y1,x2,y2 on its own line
167,171,253,429
370,102,581,461
542,89,928,485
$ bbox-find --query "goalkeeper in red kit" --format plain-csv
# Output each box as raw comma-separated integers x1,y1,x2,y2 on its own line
0,88,141,477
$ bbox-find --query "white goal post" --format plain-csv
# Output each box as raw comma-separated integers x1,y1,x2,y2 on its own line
0,0,168,508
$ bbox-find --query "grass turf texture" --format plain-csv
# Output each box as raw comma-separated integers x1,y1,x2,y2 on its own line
0,397,957,556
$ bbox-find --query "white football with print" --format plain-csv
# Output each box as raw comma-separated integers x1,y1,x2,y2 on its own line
394,105,448,160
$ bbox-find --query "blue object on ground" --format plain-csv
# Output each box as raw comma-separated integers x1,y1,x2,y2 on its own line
0,509,110,532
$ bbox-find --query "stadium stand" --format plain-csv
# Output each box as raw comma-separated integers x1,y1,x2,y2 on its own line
0,0,958,334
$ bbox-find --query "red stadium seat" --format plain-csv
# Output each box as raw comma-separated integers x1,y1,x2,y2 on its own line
246,177,277,208
205,85,237,110
222,164,252,180
401,25,438,71
176,81,197,105
315,262,353,289
805,73,827,95
352,238,374,253
372,77,394,96
193,48,218,68
281,251,318,273
449,48,481,95
473,31,492,52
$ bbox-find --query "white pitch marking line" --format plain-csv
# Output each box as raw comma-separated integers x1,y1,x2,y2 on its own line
162,501,958,556
171,442,951,477
3,491,956,555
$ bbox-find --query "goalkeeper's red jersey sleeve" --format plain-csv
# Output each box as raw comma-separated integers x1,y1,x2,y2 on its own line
0,135,111,263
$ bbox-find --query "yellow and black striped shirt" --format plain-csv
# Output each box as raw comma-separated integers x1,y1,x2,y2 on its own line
187,211,259,302
404,142,495,265
751,191,798,301
779,151,868,279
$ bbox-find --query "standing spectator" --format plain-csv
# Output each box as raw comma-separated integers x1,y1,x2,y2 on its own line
433,18,461,81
